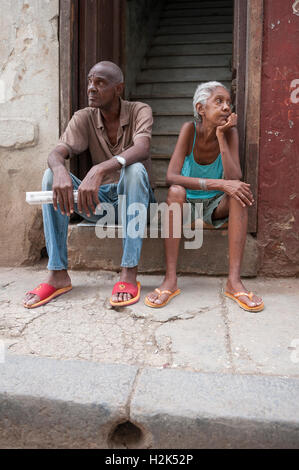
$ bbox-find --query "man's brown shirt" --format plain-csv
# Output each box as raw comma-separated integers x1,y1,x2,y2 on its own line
58,99,153,185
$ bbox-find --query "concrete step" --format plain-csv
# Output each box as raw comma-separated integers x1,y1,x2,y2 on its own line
153,115,193,134
143,55,231,69
165,1,233,9
161,8,233,18
68,224,258,276
134,80,231,97
157,24,233,34
148,43,233,56
159,17,233,26
140,97,193,114
152,33,233,45
137,67,231,83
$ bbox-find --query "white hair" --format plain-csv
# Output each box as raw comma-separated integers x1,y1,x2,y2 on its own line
193,81,229,121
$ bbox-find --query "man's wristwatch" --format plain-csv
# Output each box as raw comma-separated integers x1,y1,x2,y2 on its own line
113,155,126,168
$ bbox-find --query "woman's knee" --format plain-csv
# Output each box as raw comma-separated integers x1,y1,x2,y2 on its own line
228,196,249,213
42,168,53,191
167,185,186,204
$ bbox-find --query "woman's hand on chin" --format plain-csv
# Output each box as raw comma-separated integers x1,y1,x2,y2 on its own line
216,113,238,137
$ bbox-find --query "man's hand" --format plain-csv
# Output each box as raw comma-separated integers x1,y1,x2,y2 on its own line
222,179,254,208
77,165,102,217
52,167,74,216
216,113,238,137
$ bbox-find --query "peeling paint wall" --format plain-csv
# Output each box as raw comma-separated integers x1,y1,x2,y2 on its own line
0,0,59,266
258,0,299,276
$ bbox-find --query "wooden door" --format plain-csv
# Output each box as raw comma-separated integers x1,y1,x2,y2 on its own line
59,0,125,178
233,0,263,233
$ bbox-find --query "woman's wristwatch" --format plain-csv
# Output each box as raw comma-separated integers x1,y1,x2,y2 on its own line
113,155,126,168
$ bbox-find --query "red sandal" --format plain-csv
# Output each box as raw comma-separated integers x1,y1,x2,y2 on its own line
24,283,72,309
110,281,141,307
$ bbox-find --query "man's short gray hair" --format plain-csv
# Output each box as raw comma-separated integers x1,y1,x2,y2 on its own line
193,81,229,121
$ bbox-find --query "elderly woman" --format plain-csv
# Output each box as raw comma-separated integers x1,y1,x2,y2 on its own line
145,81,264,312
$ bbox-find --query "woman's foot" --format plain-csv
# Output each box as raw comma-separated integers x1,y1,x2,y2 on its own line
146,278,179,306
23,270,71,307
225,278,263,309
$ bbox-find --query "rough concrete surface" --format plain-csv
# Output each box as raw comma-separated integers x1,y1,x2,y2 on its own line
1,266,299,376
0,355,138,449
1,266,299,448
131,368,299,448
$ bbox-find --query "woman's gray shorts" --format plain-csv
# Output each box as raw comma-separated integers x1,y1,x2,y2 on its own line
186,193,228,228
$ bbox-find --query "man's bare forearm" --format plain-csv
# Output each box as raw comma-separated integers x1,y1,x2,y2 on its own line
45,145,74,215
48,145,69,174
75,140,150,217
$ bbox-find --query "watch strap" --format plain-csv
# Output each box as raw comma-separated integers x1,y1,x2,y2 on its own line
113,155,126,167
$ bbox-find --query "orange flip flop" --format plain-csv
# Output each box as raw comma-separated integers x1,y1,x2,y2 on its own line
144,288,181,308
24,283,72,309
110,281,141,307
224,291,264,312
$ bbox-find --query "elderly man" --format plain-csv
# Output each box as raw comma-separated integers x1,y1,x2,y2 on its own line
23,61,155,308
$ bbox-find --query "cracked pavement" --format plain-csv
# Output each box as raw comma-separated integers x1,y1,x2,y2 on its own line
1,265,299,377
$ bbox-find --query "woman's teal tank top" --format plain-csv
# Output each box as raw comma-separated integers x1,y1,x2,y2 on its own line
181,121,224,199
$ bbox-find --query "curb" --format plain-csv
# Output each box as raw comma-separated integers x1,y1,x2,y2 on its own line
1,354,299,448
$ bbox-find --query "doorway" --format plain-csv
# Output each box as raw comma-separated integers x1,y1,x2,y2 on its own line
59,0,263,232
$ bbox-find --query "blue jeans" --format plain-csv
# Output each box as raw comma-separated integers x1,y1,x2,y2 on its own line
42,162,156,270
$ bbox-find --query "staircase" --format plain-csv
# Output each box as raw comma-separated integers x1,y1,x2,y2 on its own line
67,0,258,276
131,0,234,201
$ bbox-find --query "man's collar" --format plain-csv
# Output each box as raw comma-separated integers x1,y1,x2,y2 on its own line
119,98,130,127
96,109,104,129
96,98,129,129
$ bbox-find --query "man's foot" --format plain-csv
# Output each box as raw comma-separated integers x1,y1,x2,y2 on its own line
146,278,179,306
23,270,71,307
110,267,138,304
225,278,263,310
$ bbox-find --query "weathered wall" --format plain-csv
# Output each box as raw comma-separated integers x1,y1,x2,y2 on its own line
258,0,299,276
125,0,163,98
0,0,59,266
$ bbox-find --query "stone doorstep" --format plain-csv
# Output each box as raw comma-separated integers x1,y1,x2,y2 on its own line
1,354,299,449
67,223,258,276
